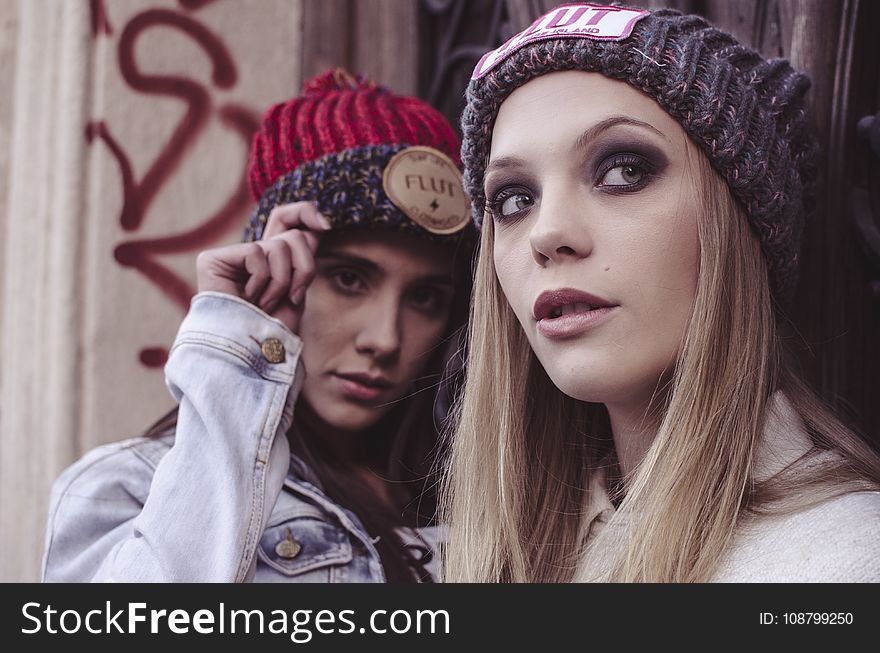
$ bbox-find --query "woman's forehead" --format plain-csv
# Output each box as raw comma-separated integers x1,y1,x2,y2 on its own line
490,70,684,157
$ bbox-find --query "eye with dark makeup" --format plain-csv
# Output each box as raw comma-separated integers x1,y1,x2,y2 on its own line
324,266,369,295
485,184,536,221
595,152,657,192
406,284,451,317
485,140,667,222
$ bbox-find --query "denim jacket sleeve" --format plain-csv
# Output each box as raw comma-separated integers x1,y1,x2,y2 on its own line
42,292,303,582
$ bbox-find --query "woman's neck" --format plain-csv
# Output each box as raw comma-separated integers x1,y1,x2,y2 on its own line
292,402,398,509
294,401,363,462
604,393,665,478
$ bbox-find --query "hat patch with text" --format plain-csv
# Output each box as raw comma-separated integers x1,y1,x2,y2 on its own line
472,3,650,79
382,146,470,235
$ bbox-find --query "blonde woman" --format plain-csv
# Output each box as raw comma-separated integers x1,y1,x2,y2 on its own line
443,3,880,582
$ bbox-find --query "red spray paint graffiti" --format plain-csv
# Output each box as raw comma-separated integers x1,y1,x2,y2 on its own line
89,0,113,37
87,4,261,367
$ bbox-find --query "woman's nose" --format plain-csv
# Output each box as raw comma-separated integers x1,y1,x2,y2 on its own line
354,299,402,361
528,188,594,266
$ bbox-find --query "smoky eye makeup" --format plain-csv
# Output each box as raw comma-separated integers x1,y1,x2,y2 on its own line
483,132,672,219
587,137,670,192
484,171,539,222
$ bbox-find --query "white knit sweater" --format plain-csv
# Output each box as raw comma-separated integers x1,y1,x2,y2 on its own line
711,489,880,582
575,393,880,582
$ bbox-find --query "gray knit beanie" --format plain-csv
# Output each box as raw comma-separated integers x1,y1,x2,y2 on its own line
461,3,818,306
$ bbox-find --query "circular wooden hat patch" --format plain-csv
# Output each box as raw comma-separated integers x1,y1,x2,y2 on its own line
382,146,470,235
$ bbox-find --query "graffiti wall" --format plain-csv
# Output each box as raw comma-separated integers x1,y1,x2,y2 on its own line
1,0,302,581
83,0,300,423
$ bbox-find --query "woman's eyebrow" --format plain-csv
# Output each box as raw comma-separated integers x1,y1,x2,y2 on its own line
318,252,453,286
414,274,455,287
317,251,382,273
484,155,527,177
486,116,669,176
575,115,670,150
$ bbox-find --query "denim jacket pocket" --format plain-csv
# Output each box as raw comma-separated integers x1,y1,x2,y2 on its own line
257,517,352,578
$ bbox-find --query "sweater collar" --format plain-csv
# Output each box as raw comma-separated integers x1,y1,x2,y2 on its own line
751,391,814,481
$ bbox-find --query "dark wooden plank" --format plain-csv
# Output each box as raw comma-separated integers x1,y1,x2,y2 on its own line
782,1,854,415
505,0,549,32
353,0,418,93
703,0,768,54
418,0,511,131
301,0,354,81
733,0,880,442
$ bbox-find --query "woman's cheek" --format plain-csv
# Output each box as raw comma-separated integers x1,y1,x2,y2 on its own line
494,243,531,313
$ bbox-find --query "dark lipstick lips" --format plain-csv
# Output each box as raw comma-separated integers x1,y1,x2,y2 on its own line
334,372,393,389
532,288,616,321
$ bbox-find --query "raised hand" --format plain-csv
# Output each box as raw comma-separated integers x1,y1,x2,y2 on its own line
195,202,331,333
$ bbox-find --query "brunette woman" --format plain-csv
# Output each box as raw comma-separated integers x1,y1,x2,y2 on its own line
43,70,474,582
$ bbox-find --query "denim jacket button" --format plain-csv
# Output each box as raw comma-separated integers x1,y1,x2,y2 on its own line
275,530,303,559
260,338,286,364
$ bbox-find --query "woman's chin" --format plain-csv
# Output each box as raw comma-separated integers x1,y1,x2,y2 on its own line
315,403,389,433
297,391,388,434
535,355,617,404
543,364,671,410
550,378,616,404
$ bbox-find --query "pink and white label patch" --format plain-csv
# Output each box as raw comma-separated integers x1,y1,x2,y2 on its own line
472,3,650,79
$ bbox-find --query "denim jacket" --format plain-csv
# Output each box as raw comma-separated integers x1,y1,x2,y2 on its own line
42,292,441,582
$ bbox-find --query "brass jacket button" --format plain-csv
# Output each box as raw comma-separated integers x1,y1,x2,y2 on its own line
275,530,302,559
260,337,285,364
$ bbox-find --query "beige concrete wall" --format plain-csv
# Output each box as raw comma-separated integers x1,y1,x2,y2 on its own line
1,0,303,582
0,2,17,336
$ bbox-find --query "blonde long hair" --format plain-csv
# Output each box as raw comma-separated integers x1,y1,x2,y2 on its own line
441,146,880,583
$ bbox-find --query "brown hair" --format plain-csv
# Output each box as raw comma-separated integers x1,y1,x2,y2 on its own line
144,233,474,583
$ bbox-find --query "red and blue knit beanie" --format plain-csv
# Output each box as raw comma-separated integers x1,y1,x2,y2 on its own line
244,69,474,245
461,3,818,307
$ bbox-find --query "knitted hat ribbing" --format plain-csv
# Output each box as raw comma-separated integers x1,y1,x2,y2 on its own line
461,4,818,306
244,69,472,244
